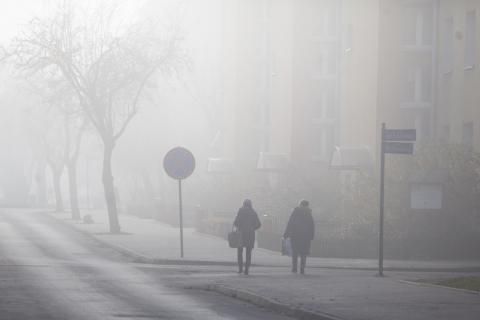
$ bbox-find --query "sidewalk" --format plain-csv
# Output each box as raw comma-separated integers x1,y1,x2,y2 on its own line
48,209,480,320
49,209,480,272
193,267,480,320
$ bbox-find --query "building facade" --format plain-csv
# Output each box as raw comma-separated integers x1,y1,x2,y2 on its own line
436,0,480,151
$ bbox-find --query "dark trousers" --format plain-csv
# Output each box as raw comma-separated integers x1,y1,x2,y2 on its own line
292,251,307,273
237,247,252,272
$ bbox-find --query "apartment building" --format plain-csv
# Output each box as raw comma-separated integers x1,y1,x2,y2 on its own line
341,0,480,156
376,0,437,144
227,0,441,175
225,0,343,177
437,0,480,151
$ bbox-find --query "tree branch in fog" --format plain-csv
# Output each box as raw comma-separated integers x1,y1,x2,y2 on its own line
20,69,87,216
7,0,186,232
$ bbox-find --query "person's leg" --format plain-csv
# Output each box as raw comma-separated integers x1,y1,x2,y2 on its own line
291,251,298,273
244,247,252,275
300,255,307,274
237,247,243,273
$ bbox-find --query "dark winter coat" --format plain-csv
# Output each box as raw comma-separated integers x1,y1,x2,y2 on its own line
233,206,261,248
283,206,315,255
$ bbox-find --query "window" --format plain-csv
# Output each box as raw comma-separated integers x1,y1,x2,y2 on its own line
402,5,434,48
442,18,454,73
440,125,450,143
415,114,431,142
465,11,477,68
312,87,336,119
462,122,474,149
401,65,432,107
314,2,338,38
345,24,353,52
421,65,432,102
259,102,270,152
313,43,338,77
312,124,335,161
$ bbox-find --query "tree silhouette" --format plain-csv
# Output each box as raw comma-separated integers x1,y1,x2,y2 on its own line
9,1,185,232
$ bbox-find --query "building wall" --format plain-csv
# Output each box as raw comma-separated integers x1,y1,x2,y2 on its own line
437,0,480,151
291,0,342,171
230,0,294,170
340,0,380,151
377,0,437,146
222,0,479,177
265,0,294,157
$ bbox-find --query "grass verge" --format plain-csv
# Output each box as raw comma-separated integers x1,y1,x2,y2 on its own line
418,276,480,292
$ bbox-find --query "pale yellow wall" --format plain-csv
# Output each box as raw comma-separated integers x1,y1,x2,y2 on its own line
266,0,294,157
219,0,239,159
437,0,480,151
225,0,480,170
340,0,380,151
377,0,436,140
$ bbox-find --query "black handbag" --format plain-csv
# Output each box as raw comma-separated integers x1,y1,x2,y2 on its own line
228,228,243,248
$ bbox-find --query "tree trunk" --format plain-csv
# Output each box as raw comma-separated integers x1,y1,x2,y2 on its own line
52,167,64,212
102,140,121,233
67,160,81,220
36,162,48,207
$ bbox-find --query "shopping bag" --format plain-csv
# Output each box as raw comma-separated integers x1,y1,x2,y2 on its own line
228,229,243,248
281,237,292,256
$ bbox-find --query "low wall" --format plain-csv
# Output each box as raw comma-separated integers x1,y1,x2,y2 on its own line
257,230,480,260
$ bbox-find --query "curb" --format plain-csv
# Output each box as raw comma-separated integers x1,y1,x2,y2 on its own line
43,212,155,263
200,284,344,320
398,280,480,295
44,212,242,267
44,212,480,272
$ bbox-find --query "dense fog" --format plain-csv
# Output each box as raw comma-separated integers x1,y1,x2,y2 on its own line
0,0,479,261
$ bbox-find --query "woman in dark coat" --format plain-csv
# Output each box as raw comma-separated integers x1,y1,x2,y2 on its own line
283,200,315,274
233,199,261,275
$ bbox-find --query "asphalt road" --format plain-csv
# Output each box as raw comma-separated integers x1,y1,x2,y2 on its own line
0,209,292,320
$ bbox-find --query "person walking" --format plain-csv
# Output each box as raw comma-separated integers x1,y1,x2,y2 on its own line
283,200,315,274
233,199,261,275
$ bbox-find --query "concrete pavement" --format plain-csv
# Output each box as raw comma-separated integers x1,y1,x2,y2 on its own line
48,209,480,320
0,209,294,320
49,209,480,272
193,267,480,320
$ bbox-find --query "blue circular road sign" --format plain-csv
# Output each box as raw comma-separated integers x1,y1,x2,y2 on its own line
163,147,196,180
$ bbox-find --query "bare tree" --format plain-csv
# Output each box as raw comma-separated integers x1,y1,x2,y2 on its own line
9,1,185,232
25,101,67,213
24,69,87,219
64,114,86,220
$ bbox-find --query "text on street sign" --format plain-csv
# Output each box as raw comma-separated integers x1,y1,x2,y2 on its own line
383,129,416,142
383,142,414,155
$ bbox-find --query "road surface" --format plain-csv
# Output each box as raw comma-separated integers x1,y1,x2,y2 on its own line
0,209,292,320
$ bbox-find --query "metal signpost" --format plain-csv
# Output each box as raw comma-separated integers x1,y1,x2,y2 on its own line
163,147,196,258
378,124,416,276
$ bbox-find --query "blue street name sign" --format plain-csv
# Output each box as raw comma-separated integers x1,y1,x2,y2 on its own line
383,141,414,155
383,129,416,142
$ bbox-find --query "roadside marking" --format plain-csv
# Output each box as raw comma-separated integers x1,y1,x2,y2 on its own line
397,279,480,295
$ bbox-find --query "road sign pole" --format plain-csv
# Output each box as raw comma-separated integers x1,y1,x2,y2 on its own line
178,179,184,258
164,147,195,259
378,123,386,276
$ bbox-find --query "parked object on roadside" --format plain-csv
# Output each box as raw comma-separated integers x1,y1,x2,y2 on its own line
233,199,261,275
283,200,315,274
